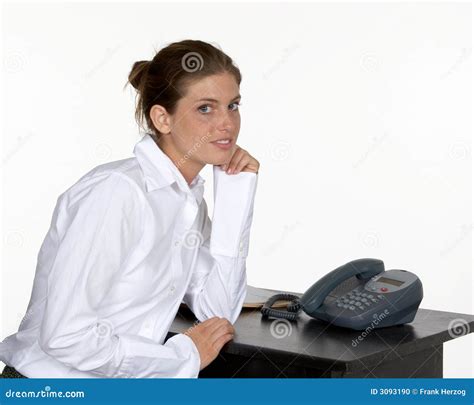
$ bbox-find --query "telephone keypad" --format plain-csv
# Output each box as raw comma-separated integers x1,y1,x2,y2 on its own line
334,287,386,313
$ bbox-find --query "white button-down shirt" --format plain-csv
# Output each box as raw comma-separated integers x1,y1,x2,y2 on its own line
0,133,258,378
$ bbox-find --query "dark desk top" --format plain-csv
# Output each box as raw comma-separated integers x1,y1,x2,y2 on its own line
169,288,474,372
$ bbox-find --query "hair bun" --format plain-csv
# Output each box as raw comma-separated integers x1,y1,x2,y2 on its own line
128,60,151,91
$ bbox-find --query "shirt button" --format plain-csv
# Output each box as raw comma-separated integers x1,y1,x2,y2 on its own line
170,285,176,293
174,241,180,247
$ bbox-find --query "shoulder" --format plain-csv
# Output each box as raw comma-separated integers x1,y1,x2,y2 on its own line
58,158,145,211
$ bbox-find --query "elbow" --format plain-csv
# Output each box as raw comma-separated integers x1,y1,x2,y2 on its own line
194,289,246,325
39,329,112,372
39,333,81,368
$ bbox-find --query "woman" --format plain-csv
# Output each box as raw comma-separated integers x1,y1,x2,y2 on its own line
0,39,259,378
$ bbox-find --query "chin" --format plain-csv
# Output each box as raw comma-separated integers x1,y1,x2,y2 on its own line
202,152,233,166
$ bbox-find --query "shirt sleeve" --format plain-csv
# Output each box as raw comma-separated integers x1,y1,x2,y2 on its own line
182,166,258,324
38,172,201,378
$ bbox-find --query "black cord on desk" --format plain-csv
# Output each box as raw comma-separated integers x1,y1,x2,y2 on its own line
260,293,302,321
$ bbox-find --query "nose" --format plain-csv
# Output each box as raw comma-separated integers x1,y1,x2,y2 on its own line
216,109,234,133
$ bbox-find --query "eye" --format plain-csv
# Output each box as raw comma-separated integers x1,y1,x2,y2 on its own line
198,105,212,114
198,102,241,114
229,102,241,111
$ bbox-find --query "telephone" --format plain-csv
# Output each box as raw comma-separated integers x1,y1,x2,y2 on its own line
261,258,423,330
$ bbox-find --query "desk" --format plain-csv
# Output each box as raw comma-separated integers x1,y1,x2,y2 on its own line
167,288,474,378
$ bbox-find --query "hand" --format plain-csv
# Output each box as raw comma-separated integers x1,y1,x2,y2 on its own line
220,145,259,174
183,317,235,370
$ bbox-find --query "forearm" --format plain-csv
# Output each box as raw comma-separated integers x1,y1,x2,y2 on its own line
39,327,200,378
183,166,257,323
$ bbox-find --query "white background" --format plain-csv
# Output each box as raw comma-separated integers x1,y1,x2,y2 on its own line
1,1,472,377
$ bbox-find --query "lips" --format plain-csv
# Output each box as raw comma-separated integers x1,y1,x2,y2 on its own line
211,138,233,150
211,138,232,144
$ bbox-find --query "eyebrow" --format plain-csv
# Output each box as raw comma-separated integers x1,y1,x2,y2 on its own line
194,94,241,103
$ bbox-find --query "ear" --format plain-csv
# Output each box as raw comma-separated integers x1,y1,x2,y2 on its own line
150,104,172,134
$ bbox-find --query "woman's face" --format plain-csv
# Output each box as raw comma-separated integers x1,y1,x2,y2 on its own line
165,72,241,167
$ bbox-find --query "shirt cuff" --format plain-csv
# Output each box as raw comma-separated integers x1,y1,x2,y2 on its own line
211,166,258,258
165,333,201,378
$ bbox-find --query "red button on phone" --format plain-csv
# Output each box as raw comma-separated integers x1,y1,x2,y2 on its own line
380,287,388,292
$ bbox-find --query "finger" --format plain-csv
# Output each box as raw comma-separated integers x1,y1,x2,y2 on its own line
241,162,259,173
233,155,251,174
210,323,235,341
226,147,245,171
213,333,234,350
227,151,247,174
204,318,231,335
197,317,222,331
221,145,241,168
200,317,221,327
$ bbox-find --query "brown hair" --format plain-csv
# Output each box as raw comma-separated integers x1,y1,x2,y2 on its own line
124,39,242,140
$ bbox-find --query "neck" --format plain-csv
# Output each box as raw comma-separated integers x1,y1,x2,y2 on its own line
156,136,205,186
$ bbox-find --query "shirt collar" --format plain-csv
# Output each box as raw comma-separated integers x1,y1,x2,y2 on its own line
133,133,205,204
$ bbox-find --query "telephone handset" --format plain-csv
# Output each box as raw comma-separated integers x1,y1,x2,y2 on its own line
261,258,423,330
